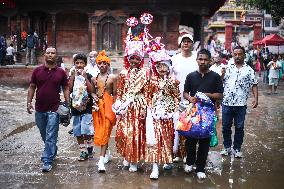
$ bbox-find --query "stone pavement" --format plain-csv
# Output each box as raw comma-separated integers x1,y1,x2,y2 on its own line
0,81,283,189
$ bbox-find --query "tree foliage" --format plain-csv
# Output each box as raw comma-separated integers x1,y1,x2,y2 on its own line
242,0,284,24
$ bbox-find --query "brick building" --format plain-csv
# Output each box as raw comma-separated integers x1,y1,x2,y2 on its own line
0,0,225,61
0,0,227,85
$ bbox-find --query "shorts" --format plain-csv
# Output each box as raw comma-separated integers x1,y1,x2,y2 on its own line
269,78,278,86
72,113,94,136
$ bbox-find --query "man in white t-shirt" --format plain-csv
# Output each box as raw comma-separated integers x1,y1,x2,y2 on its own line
6,43,15,65
171,33,198,163
85,50,100,77
171,33,198,105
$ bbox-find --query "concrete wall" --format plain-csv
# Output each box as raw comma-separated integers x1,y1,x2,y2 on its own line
0,66,34,87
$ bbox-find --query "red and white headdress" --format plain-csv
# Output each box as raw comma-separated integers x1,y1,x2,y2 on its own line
124,13,153,69
147,37,171,76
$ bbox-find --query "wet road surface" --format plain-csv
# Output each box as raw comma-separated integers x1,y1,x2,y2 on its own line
0,82,283,189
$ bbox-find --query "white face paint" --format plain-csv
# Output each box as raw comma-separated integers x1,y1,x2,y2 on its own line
156,61,170,78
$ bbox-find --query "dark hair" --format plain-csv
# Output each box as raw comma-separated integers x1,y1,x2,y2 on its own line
56,56,63,67
273,54,278,59
74,53,87,64
207,35,213,45
197,48,211,59
233,46,245,54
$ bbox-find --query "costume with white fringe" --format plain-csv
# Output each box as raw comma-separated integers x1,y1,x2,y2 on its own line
145,39,180,164
114,13,152,163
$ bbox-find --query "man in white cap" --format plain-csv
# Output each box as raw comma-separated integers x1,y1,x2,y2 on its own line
171,33,198,163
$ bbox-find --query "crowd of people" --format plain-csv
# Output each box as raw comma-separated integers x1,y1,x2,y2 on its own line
0,30,42,66
205,34,284,94
25,14,264,181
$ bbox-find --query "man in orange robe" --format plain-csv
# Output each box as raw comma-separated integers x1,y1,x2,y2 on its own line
91,50,117,172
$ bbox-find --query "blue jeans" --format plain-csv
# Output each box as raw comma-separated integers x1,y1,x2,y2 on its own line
222,105,247,151
35,111,59,165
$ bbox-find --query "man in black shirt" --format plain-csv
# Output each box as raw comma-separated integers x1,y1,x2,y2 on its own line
183,49,223,179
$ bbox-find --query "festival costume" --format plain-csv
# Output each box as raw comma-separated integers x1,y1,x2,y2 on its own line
115,68,150,163
145,38,180,164
146,76,180,164
114,13,153,164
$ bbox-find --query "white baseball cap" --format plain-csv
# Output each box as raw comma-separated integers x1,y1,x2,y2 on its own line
178,33,194,46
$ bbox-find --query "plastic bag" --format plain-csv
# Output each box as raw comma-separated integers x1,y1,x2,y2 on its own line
177,92,215,139
210,116,218,147
72,75,89,111
57,102,70,127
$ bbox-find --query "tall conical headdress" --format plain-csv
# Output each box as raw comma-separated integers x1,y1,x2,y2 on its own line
124,13,153,69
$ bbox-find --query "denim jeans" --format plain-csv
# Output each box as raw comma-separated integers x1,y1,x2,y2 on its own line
35,111,59,165
222,105,247,151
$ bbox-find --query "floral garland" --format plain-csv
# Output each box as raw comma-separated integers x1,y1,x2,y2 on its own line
152,77,176,119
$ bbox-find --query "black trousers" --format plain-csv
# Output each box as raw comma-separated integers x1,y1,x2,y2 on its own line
6,55,14,65
185,137,210,173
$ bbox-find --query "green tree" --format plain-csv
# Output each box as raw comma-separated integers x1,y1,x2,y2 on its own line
242,0,284,24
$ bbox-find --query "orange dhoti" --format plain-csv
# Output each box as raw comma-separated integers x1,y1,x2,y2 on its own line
92,92,116,146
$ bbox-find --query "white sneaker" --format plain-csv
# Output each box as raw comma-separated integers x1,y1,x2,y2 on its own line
220,148,231,156
183,156,187,164
98,157,106,173
184,164,193,173
233,149,243,158
163,163,173,170
104,150,112,164
150,163,159,180
173,157,182,163
197,172,206,179
123,159,129,167
129,163,138,172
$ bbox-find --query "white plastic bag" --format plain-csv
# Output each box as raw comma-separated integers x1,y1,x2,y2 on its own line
72,75,89,111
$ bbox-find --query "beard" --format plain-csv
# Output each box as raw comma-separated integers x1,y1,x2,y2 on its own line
46,59,55,65
199,64,209,71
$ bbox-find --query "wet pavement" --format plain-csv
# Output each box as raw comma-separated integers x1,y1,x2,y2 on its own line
0,81,283,189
